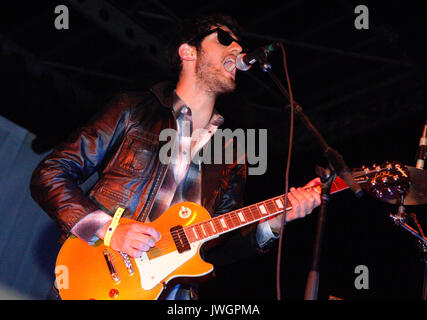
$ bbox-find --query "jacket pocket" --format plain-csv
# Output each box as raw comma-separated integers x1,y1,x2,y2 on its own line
90,181,131,214
113,131,158,177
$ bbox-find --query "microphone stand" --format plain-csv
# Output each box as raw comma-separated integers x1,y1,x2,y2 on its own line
258,60,363,198
257,56,363,300
389,126,427,300
304,166,336,300
389,202,427,300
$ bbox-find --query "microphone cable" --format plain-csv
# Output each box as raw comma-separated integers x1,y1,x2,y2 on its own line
273,42,296,301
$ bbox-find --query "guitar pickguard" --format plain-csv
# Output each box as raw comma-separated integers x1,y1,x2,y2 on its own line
135,241,202,290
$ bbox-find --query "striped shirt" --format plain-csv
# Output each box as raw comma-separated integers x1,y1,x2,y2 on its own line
147,92,224,221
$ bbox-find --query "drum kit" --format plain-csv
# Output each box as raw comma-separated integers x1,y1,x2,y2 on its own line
306,121,427,300
302,118,427,300
361,123,427,300
315,161,427,300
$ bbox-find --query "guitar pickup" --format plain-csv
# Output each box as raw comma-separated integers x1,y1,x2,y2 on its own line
170,225,191,253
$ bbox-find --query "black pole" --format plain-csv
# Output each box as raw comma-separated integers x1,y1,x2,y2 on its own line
304,166,335,300
423,246,427,300
262,60,363,300
390,208,427,300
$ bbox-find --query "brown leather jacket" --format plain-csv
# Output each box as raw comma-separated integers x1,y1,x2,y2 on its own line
30,82,268,265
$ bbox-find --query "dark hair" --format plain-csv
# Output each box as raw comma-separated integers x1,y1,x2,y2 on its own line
167,13,243,75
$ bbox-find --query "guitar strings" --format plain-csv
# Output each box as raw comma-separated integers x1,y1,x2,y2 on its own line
107,172,371,264
115,198,292,255
133,192,298,254
111,182,357,256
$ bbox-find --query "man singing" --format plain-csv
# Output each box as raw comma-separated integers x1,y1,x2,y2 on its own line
31,13,320,300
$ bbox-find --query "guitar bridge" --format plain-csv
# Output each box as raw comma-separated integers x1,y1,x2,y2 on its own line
120,252,134,275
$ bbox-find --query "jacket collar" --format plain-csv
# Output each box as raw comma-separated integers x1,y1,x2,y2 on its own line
150,81,224,128
150,81,176,108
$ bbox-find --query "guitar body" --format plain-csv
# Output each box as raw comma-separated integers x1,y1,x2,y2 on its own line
55,202,214,300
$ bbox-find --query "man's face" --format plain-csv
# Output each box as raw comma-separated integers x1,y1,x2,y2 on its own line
194,26,243,96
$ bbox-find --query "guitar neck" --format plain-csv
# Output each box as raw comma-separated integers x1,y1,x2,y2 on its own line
184,176,351,243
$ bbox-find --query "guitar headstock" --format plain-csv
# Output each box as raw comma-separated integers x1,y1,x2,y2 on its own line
353,162,410,204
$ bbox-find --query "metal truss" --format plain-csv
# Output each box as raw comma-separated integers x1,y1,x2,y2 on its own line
64,0,168,72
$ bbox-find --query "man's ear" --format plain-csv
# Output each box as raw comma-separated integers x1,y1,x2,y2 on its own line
178,43,196,62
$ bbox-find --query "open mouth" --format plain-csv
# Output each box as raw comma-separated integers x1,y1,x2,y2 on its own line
223,57,236,79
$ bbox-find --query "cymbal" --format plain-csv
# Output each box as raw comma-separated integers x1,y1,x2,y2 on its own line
387,166,427,206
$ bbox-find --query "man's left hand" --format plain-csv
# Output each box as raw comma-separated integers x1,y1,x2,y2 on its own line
268,177,321,233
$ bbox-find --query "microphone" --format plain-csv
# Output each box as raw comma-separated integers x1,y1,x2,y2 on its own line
236,42,280,71
416,120,427,169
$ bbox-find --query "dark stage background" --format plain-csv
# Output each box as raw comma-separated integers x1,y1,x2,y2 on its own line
1,1,426,300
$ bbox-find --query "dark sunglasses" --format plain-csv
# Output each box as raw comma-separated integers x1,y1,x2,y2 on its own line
188,28,245,49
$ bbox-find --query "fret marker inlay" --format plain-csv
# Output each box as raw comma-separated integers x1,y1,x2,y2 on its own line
237,211,245,222
210,221,216,233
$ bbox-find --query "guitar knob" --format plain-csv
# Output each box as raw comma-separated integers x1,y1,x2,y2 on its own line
109,289,119,299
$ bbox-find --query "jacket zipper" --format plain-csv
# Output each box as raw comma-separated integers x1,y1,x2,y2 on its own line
136,109,177,222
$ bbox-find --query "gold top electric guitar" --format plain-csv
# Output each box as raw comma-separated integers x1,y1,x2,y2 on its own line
54,162,409,300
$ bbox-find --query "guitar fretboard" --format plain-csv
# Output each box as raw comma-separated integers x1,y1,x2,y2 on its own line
183,176,351,243
184,194,292,243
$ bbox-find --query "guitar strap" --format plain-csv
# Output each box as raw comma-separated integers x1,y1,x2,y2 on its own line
135,162,169,223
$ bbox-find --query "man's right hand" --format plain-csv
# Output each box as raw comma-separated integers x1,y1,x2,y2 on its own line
96,221,161,258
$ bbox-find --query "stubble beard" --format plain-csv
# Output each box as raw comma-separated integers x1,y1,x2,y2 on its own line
195,48,236,97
